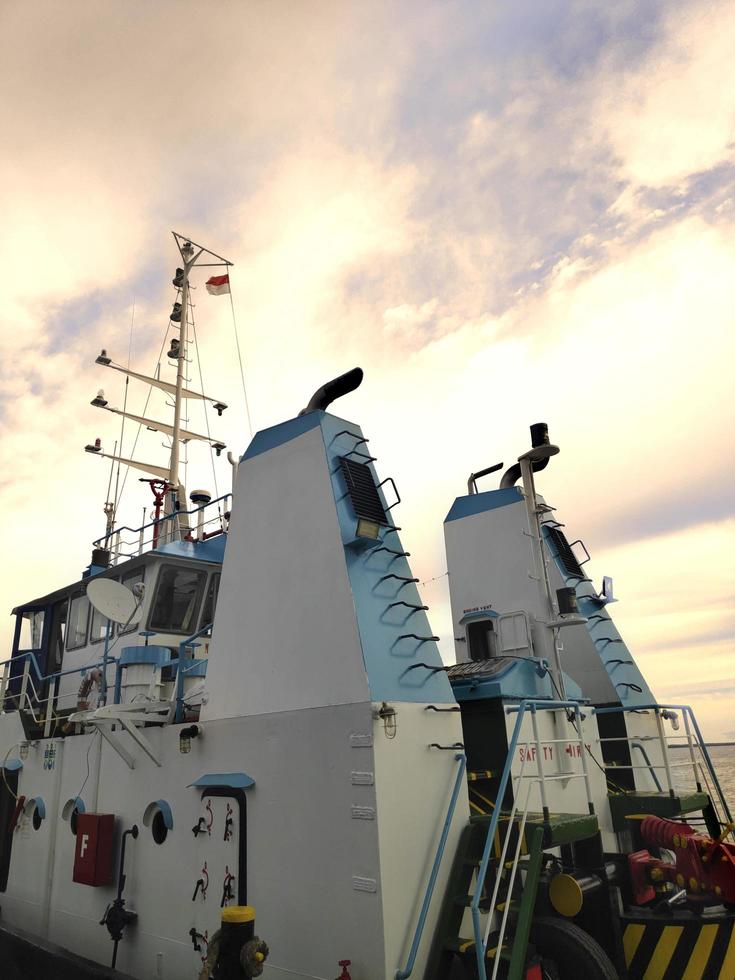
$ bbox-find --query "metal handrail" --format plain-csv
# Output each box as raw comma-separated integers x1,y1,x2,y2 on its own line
593,703,733,825
0,650,115,717
93,493,231,550
471,699,589,980
395,751,466,980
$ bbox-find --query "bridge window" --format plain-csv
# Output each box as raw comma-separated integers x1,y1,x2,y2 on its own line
90,601,115,644
66,593,89,651
149,565,206,635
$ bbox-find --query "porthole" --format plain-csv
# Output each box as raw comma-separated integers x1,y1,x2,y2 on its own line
62,797,85,835
151,809,168,845
143,799,173,844
25,798,45,831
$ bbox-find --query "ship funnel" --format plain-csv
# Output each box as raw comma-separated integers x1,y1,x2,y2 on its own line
500,421,557,488
298,367,363,416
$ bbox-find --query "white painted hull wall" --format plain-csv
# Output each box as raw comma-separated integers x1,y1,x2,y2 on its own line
1,408,467,980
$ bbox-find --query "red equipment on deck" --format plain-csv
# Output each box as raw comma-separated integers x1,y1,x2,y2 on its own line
628,815,735,905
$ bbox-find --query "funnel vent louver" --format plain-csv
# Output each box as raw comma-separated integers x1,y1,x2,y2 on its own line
339,457,389,526
546,526,584,578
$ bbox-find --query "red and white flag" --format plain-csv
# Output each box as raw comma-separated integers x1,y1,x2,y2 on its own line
205,274,230,296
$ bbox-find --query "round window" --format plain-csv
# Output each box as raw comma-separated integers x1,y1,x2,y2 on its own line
151,808,168,844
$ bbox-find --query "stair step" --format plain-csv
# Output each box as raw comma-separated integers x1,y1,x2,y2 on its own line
445,938,507,959
467,769,495,781
608,791,710,833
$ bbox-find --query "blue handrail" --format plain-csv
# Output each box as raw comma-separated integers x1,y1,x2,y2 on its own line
395,751,466,980
174,624,212,722
0,649,116,685
471,698,584,980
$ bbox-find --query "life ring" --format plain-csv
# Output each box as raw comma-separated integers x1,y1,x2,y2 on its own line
77,668,102,711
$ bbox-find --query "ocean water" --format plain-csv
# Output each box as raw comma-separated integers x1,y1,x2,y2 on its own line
673,743,735,812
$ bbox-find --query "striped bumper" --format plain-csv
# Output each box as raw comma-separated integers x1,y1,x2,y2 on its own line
622,912,735,979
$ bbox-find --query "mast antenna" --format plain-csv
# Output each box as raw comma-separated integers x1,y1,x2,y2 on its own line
168,232,232,516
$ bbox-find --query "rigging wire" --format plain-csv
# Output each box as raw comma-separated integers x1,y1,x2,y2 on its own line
112,300,136,522
114,322,172,510
227,280,253,439
189,294,221,508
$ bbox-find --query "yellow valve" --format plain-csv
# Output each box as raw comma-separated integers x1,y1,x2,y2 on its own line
689,877,699,892
255,952,265,963
676,874,685,887
673,835,680,848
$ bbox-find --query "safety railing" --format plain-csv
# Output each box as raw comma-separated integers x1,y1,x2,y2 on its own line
0,649,116,729
92,494,231,565
395,751,467,980
594,703,733,831
471,699,593,980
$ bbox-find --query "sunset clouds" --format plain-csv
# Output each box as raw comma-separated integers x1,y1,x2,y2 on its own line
1,0,732,735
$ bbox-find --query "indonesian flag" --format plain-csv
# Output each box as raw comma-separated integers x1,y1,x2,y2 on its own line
205,274,230,296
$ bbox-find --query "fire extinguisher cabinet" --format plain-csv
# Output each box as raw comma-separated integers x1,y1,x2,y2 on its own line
73,813,115,886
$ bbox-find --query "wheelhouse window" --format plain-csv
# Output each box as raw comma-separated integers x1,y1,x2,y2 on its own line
119,567,145,635
149,564,206,635
90,601,115,644
200,574,220,629
19,610,45,651
66,593,90,650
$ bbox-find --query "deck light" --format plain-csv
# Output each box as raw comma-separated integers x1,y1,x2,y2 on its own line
91,389,108,408
356,518,381,540
167,338,180,360
180,724,202,754
172,267,184,288
170,302,182,323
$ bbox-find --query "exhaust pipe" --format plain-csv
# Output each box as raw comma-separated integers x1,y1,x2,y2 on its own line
299,367,364,416
500,423,553,488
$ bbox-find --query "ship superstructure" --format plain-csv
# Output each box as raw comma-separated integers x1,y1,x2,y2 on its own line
1,236,734,980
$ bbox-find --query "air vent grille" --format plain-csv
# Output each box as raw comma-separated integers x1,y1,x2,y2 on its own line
546,526,584,578
338,457,389,526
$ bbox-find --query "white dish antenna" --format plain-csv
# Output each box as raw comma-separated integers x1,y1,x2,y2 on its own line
86,578,138,625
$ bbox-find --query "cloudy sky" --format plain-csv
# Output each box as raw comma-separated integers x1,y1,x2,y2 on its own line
1,0,733,738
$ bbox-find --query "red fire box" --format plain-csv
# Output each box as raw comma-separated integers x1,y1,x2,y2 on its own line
73,813,115,886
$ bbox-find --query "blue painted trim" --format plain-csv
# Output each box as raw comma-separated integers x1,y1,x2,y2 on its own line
188,772,255,790
458,609,499,625
241,412,323,462
154,799,174,830
395,753,467,980
3,758,22,771
120,645,171,667
444,486,523,523
154,535,226,564
320,413,456,704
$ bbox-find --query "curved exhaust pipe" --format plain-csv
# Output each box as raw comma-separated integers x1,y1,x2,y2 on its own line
299,367,364,416
500,422,553,488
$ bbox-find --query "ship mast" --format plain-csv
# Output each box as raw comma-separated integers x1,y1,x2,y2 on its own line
168,238,193,503
87,232,233,547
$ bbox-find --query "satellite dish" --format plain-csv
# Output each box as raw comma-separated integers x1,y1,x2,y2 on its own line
86,578,138,625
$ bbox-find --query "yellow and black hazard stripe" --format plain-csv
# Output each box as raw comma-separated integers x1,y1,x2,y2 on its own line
622,914,735,979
